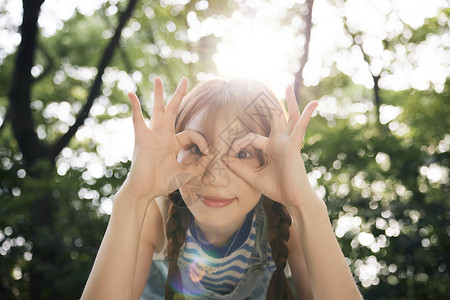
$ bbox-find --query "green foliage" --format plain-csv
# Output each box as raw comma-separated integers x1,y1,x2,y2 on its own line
0,150,125,298
304,76,449,299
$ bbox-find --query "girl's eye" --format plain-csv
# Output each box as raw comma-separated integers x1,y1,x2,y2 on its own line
236,150,251,159
189,144,203,155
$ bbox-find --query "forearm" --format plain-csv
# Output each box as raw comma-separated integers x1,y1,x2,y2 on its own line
288,190,362,300
81,186,155,300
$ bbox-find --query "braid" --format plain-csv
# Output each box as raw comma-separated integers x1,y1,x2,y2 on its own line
165,190,190,299
265,198,294,300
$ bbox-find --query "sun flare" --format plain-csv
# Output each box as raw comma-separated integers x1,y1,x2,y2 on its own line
213,11,299,98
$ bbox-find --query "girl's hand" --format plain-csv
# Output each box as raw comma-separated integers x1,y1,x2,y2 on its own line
123,77,210,201
221,85,318,207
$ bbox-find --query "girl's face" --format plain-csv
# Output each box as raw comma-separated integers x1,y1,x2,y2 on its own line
177,107,263,228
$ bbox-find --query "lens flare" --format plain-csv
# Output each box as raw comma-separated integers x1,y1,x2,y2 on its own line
166,257,209,297
189,257,207,283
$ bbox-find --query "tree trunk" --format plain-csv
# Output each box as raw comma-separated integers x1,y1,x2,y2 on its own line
8,0,48,168
7,0,140,297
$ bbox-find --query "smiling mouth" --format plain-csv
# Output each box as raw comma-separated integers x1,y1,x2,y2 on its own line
199,195,236,208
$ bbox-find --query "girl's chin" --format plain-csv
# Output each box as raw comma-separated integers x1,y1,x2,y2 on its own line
189,208,239,226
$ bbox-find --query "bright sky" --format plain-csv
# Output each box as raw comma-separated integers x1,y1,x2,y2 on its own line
211,0,449,96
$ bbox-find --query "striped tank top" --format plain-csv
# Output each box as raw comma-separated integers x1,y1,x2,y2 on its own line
179,208,275,294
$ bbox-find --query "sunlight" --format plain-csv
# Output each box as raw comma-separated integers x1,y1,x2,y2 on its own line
213,10,298,98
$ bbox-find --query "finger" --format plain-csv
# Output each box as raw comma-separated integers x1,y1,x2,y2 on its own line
292,101,319,148
266,98,285,135
150,77,164,128
285,85,300,134
128,92,147,133
220,155,258,188
164,77,188,128
227,132,267,157
175,128,209,155
271,109,286,135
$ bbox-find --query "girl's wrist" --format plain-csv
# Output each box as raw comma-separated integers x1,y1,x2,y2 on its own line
285,187,327,216
117,179,158,204
111,186,157,227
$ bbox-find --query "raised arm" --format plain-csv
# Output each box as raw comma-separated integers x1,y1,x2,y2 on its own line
286,219,313,300
80,186,157,300
80,77,210,299
131,198,166,299
222,85,362,299
288,190,362,299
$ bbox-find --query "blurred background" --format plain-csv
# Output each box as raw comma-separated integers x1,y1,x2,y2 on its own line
0,0,448,299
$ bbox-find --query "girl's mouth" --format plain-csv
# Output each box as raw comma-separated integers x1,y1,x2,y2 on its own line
200,195,236,208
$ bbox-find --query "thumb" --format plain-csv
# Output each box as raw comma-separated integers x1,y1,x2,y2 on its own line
221,156,257,188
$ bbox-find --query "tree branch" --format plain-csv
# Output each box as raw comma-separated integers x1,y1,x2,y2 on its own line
294,0,314,106
373,74,381,108
51,0,140,159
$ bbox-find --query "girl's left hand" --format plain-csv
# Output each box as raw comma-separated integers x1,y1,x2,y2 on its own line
221,85,318,208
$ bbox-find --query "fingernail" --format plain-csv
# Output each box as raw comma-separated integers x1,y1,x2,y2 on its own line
178,77,185,88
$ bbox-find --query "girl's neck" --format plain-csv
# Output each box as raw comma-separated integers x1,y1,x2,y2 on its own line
195,217,246,247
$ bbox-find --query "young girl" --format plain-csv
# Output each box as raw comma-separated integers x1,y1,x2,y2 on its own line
80,77,363,300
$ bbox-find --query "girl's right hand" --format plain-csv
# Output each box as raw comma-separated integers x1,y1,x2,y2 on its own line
122,77,209,201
